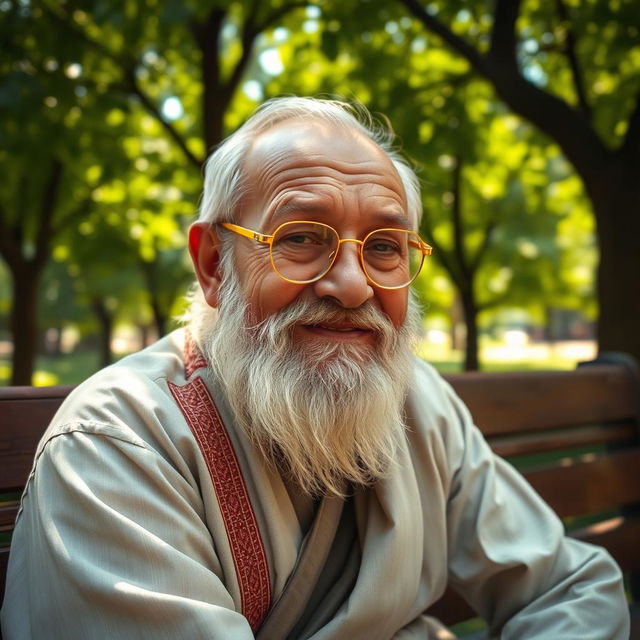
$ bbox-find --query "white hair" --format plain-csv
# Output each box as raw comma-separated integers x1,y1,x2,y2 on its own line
197,96,423,229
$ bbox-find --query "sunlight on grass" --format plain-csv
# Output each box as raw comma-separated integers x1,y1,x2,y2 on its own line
1,351,102,386
1,337,597,386
417,339,593,373
33,370,60,386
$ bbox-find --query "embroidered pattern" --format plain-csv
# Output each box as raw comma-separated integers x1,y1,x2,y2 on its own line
169,376,271,632
183,332,208,378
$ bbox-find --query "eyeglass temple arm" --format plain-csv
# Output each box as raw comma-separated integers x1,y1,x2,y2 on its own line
220,222,273,245
409,238,434,256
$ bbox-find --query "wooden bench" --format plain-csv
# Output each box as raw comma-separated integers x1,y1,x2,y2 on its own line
433,352,640,636
0,353,639,636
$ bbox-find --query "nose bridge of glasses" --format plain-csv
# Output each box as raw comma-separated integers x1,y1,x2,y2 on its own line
336,237,364,248
327,237,367,275
334,237,365,264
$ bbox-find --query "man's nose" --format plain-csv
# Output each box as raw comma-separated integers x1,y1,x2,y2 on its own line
311,240,374,308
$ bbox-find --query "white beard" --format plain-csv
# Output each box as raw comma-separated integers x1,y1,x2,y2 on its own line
189,251,422,497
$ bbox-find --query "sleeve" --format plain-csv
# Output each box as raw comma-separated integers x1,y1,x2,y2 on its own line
1,426,255,640
436,376,630,639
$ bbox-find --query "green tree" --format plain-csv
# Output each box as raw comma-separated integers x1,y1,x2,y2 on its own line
397,0,640,362
0,3,131,383
1,0,313,383
41,0,312,164
278,3,595,369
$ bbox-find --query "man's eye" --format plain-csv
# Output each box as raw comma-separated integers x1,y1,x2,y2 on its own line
367,240,401,255
280,233,319,245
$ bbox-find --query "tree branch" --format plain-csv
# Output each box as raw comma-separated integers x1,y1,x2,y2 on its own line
223,1,309,121
257,1,309,32
0,213,23,271
40,2,128,68
126,69,203,168
554,0,591,121
487,0,521,73
469,218,498,273
51,195,93,236
621,90,640,161
420,209,459,282
450,159,470,282
224,4,261,102
34,158,64,268
193,7,227,149
397,0,488,75
480,287,515,311
42,1,201,169
398,0,609,182
485,0,607,177
430,242,463,288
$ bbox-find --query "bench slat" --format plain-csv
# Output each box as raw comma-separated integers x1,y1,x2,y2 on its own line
444,366,637,437
0,548,7,606
576,516,640,573
0,505,19,532
0,386,74,401
523,449,640,518
491,422,636,458
0,389,72,492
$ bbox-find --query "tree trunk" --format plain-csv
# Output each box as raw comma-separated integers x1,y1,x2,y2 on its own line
590,175,640,363
139,324,150,350
543,306,557,344
151,301,167,340
9,266,42,385
460,289,480,371
139,259,167,340
193,8,226,153
450,296,466,352
91,297,113,369
52,326,63,356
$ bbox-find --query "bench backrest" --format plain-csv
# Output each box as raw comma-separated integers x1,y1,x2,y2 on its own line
435,355,640,623
0,356,639,624
0,385,74,599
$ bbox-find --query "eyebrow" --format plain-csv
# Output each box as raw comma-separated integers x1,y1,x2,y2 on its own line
273,201,410,229
272,200,331,219
374,212,411,229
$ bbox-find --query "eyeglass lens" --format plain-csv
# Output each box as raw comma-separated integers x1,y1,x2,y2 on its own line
270,222,423,287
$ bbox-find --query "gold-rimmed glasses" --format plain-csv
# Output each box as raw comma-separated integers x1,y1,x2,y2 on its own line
220,220,433,290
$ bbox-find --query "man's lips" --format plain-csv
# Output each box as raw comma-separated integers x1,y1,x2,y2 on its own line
313,323,368,332
297,323,375,342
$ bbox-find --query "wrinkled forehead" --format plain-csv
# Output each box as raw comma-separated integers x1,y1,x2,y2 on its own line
242,118,408,208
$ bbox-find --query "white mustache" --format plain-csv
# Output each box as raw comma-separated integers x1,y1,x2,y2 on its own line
251,298,395,340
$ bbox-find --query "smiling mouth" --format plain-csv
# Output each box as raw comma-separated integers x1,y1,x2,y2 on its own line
299,323,375,341
314,324,366,332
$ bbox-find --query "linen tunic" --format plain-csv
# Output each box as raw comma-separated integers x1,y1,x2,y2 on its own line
1,330,629,639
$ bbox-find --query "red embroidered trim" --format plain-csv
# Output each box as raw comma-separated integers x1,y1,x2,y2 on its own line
183,332,208,378
169,377,271,632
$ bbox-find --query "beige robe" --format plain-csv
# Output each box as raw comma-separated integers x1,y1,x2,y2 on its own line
1,330,629,639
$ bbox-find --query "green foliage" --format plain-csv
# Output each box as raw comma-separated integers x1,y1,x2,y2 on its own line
275,1,598,339
3,0,631,378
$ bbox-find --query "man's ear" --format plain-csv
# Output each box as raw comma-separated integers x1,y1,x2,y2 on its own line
189,222,223,309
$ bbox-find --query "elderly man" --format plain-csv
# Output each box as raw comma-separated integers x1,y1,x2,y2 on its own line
2,97,628,639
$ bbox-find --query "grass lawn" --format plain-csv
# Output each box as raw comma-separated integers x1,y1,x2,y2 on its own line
0,339,588,387
0,350,118,386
